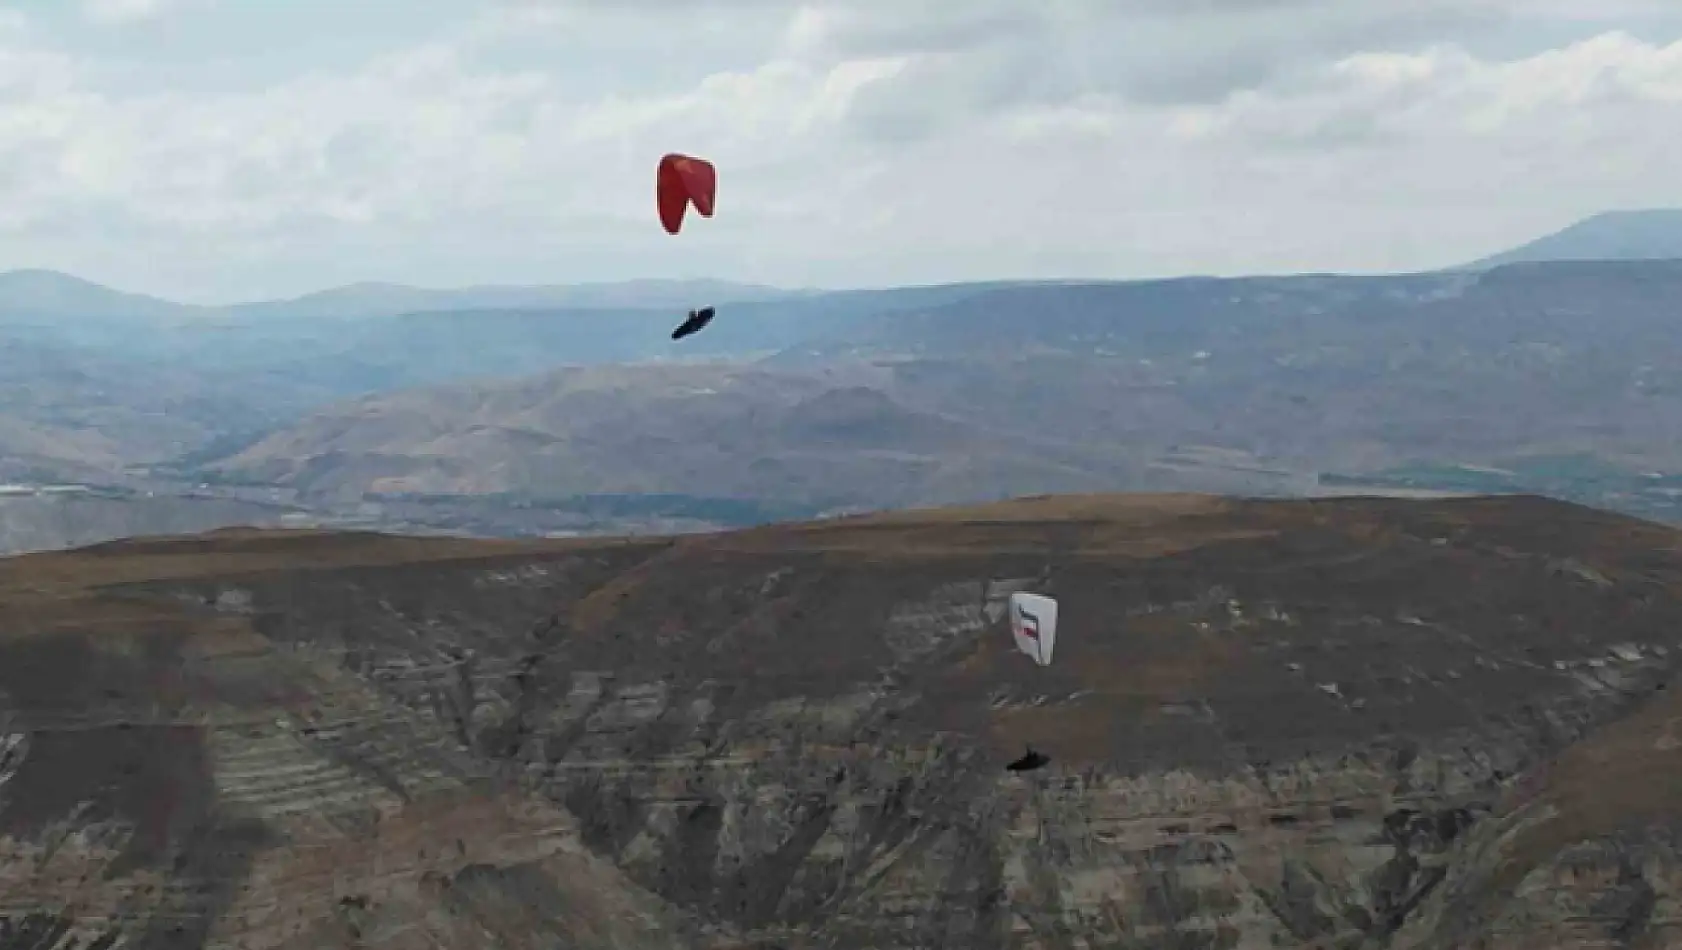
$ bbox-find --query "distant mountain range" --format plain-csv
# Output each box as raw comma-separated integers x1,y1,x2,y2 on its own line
0,270,809,326
0,210,1679,550
202,258,1682,524
0,207,1675,327
1460,209,1682,270
215,278,813,322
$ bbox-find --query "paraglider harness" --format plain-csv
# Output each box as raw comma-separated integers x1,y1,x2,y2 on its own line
1007,746,1050,772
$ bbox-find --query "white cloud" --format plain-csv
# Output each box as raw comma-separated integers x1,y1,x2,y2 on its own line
80,0,210,27
0,2,1674,299
1173,32,1682,167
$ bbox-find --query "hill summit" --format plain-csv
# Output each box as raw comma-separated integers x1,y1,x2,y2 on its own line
1464,208,1682,269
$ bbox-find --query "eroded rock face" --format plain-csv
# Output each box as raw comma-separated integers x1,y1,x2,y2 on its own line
1,495,1682,948
0,539,691,950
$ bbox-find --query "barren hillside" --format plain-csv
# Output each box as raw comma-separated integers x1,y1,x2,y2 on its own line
205,363,1126,509
198,261,1682,524
2,493,1681,947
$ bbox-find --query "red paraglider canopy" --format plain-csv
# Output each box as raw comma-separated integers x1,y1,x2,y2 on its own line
657,152,716,235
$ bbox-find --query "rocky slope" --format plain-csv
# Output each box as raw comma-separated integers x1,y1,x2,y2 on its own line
2,493,1682,948
201,260,1682,518
201,363,1125,508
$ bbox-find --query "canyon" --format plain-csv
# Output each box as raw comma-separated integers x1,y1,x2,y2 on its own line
1,492,1679,948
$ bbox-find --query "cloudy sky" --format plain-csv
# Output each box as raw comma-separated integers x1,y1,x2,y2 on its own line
0,0,1678,301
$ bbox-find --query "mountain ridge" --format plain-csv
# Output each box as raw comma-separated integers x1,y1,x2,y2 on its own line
0,216,1677,551
1461,208,1682,269
0,206,1672,323
193,257,1682,525
2,491,1681,947
0,269,810,323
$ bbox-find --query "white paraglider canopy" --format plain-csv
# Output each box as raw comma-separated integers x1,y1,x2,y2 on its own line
1008,591,1058,666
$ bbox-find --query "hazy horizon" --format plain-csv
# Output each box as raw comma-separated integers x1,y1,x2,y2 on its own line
0,1,1676,303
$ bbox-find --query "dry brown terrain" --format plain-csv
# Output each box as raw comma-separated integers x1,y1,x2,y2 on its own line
202,362,1127,508
6,257,1682,544
199,261,1682,522
2,492,1682,948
